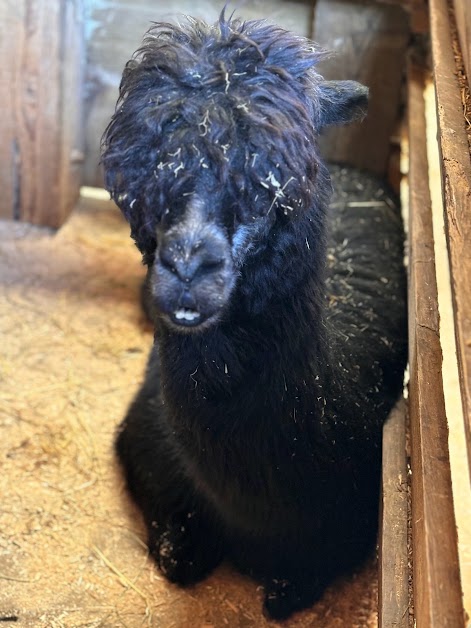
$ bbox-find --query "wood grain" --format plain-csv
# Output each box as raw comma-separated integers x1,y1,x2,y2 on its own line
378,398,409,628
0,1,84,227
429,0,471,479
313,0,409,174
407,59,465,628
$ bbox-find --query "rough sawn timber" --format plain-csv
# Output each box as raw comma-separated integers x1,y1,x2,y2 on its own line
378,398,409,628
407,59,465,628
429,0,471,480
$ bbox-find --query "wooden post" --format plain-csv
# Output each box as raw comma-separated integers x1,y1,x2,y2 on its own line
378,398,409,628
0,0,84,228
428,0,471,481
407,58,465,628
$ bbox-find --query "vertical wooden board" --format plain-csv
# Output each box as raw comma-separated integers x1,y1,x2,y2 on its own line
429,0,471,478
83,0,313,187
59,0,86,223
407,60,465,628
313,0,409,174
453,0,471,81
378,399,409,628
425,78,471,623
0,2,22,219
0,1,84,227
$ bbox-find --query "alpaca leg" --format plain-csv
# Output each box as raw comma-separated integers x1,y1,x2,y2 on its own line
263,574,326,620
117,407,224,585
116,350,224,584
148,509,223,585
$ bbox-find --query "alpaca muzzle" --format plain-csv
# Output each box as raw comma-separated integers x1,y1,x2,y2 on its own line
159,245,226,284
152,229,235,331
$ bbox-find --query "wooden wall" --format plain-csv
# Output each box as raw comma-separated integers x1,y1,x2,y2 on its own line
0,0,84,227
313,0,409,174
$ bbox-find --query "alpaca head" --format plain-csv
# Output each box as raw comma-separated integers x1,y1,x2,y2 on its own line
102,13,368,332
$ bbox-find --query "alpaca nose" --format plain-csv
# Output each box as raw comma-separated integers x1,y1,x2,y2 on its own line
159,244,225,283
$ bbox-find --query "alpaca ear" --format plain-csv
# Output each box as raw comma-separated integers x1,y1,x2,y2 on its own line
317,80,368,129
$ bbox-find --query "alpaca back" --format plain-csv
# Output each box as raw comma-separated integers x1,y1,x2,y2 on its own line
325,165,407,416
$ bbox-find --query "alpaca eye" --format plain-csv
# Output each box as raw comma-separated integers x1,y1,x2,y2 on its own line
159,253,177,274
200,258,224,272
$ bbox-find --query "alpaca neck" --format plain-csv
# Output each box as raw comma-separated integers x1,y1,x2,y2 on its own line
157,198,331,407
236,204,328,322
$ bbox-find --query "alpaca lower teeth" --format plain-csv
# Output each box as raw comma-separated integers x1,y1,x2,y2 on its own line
174,308,200,322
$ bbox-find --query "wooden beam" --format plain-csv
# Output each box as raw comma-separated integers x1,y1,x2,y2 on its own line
0,1,84,227
425,73,471,621
407,58,465,628
429,0,471,478
378,398,409,628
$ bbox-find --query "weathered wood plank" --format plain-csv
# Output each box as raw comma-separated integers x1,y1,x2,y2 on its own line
378,398,409,628
313,0,409,174
453,0,471,80
407,59,465,628
0,3,20,218
60,0,86,221
429,0,471,479
425,77,471,623
0,1,84,227
83,0,313,187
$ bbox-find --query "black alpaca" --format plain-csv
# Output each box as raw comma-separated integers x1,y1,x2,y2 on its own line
102,13,407,620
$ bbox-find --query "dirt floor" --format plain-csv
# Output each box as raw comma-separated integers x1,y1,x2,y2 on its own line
0,196,379,627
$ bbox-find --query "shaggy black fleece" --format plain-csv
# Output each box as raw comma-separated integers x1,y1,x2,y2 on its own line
102,13,407,620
